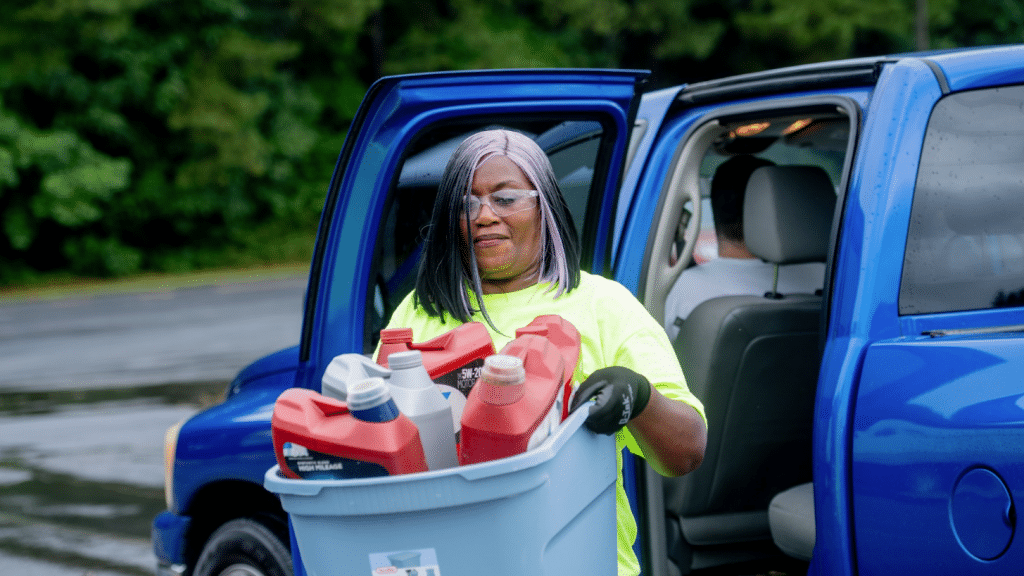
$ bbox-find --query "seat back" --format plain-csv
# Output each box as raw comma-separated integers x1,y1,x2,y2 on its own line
664,166,836,550
670,295,821,514
743,165,836,268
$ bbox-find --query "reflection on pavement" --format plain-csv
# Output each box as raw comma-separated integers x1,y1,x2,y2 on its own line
0,383,225,575
0,549,139,576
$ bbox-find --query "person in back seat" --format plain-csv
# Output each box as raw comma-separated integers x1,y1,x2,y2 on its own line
664,155,826,341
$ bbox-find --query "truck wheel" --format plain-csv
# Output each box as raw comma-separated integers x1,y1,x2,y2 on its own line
194,518,294,576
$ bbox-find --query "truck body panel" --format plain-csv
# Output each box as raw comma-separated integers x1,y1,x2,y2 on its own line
154,46,1024,576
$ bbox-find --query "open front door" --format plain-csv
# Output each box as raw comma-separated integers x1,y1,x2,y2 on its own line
301,69,647,382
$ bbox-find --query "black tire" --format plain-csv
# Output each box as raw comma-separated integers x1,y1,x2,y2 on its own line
193,517,294,576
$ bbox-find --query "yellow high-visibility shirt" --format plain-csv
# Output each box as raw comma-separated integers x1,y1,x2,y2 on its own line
381,271,706,576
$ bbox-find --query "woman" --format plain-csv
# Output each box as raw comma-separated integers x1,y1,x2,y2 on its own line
382,128,707,576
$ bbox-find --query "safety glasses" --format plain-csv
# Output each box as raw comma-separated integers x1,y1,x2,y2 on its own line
463,189,539,220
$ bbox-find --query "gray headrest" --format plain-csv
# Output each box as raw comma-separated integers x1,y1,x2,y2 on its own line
743,166,836,265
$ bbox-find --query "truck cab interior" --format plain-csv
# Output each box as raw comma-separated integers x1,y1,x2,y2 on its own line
645,104,853,575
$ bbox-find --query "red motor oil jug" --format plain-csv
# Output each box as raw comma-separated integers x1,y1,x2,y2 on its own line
459,328,578,465
272,378,428,479
511,315,581,420
376,327,414,369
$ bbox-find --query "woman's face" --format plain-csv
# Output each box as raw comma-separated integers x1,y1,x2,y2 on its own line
459,155,543,294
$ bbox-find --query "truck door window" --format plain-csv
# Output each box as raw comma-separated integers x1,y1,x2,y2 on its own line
899,84,1024,315
365,118,611,352
646,107,850,322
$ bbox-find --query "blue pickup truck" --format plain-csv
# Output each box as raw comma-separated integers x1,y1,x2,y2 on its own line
154,44,1024,576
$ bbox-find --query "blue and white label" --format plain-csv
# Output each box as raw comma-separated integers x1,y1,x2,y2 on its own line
281,442,388,480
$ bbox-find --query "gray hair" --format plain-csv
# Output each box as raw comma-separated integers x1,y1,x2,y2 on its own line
414,129,581,326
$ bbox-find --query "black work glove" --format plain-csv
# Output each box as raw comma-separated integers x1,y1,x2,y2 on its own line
570,366,652,435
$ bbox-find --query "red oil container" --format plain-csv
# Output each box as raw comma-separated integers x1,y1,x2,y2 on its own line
271,380,428,480
511,315,581,420
375,327,414,369
459,329,578,465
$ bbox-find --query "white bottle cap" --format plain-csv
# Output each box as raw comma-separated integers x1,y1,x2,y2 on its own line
481,354,525,385
388,350,425,370
347,377,392,412
478,355,526,405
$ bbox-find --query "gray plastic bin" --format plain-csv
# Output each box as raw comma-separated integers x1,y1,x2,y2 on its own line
265,407,617,576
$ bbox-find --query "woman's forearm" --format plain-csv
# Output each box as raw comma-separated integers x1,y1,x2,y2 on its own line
626,388,707,477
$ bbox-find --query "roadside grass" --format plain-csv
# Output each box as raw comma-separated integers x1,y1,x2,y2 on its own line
1,221,316,303
0,382,229,416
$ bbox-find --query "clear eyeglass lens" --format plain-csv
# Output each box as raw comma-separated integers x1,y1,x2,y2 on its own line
464,190,538,219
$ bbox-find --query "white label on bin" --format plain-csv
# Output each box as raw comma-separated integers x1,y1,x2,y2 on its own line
369,548,440,576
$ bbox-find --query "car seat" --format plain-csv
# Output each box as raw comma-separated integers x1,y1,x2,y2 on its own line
663,165,835,571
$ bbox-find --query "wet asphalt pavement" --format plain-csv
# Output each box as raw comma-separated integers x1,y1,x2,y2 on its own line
0,270,307,575
0,271,307,390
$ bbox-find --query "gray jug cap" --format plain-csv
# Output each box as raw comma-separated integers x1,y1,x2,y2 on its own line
347,377,392,411
482,354,525,385
388,350,425,370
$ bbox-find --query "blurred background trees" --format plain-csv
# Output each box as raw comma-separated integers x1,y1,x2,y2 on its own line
0,0,1020,284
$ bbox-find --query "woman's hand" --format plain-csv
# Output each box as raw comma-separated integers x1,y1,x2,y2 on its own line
570,366,706,477
570,366,651,434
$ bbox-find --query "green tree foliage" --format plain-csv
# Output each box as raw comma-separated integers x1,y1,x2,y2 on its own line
0,0,375,282
0,99,134,275
929,0,1024,49
733,0,913,65
381,0,579,72
0,0,1019,284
